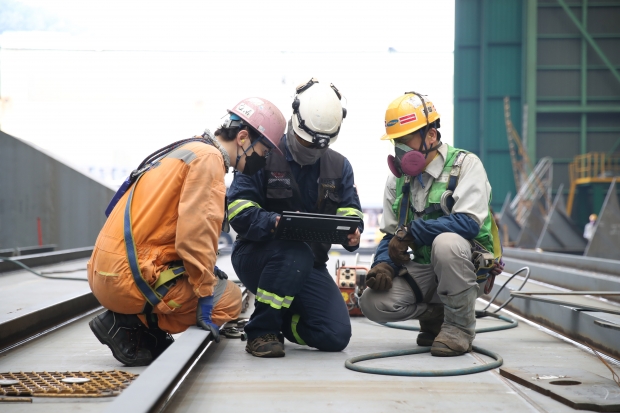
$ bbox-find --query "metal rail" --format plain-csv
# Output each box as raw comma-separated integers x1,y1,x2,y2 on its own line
503,247,620,276
483,274,620,359
106,286,249,413
0,247,94,274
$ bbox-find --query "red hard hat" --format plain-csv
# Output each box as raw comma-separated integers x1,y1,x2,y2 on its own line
228,97,286,155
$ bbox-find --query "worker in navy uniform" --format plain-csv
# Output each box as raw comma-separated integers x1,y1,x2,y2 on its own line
227,78,364,357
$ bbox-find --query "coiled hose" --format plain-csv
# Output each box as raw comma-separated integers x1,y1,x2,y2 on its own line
345,267,531,377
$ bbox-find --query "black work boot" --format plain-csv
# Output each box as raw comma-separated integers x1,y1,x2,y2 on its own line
141,328,175,360
140,314,174,359
416,304,444,347
245,333,285,358
89,310,153,366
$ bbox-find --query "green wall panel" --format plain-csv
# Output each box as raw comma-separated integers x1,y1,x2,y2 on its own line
456,0,620,224
454,0,523,210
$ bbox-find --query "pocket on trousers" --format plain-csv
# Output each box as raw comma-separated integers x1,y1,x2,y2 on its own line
92,270,144,314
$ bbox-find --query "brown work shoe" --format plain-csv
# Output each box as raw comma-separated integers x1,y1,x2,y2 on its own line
245,333,285,358
430,324,474,357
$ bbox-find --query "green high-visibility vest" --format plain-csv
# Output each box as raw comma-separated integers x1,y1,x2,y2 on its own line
391,145,499,265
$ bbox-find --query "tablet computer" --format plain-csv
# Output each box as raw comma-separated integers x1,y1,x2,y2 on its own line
274,211,361,244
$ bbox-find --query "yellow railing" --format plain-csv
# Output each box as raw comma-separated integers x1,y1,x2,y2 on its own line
569,152,620,184
567,152,620,215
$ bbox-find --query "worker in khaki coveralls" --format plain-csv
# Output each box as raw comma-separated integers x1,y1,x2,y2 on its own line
359,92,503,357
88,97,286,366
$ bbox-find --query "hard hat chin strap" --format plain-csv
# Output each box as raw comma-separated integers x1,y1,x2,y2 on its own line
418,139,442,157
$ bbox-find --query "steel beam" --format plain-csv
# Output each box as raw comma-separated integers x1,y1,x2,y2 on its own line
525,0,538,163
557,0,620,86
498,193,522,244
535,185,587,253
503,247,620,276
0,291,100,350
580,0,588,155
106,286,248,413
502,258,620,304
537,105,620,113
0,247,93,274
106,326,214,413
515,196,547,248
585,179,620,260
482,275,620,359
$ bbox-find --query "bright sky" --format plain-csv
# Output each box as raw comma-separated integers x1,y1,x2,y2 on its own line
0,0,455,208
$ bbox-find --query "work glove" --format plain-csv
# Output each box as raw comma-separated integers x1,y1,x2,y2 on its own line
388,225,415,265
365,262,395,291
197,295,220,342
214,265,228,280
484,258,505,295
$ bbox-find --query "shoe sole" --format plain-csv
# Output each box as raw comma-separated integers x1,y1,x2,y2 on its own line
89,317,152,367
430,342,472,357
245,347,285,358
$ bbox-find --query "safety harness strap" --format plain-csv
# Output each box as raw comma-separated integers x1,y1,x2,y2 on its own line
414,203,443,218
444,151,468,212
125,176,187,311
400,271,424,303
397,177,412,227
153,266,186,290
124,175,162,307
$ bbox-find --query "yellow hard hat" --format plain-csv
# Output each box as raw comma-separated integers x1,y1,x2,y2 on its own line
380,92,440,141
589,214,598,221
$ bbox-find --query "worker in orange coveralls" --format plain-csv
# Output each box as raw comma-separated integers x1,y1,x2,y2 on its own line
87,97,286,366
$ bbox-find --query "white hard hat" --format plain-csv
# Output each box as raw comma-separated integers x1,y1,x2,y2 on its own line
291,78,347,148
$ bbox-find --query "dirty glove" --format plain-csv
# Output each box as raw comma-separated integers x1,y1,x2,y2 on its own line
214,265,228,280
197,295,220,342
365,262,395,291
388,226,415,265
484,258,505,295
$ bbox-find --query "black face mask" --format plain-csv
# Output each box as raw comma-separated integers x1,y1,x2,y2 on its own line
241,151,267,176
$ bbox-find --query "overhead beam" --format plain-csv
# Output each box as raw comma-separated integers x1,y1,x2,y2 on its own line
556,0,620,87
537,105,620,113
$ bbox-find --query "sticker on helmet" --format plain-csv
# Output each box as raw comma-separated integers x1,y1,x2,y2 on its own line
386,119,398,127
236,103,255,117
258,125,266,133
398,113,417,125
404,96,423,108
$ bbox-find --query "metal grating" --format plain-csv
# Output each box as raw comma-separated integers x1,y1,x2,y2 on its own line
0,370,137,398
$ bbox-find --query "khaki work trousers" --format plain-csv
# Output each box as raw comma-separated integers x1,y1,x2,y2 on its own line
359,233,482,323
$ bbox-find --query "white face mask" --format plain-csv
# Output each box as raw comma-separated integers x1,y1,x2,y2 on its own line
286,122,328,166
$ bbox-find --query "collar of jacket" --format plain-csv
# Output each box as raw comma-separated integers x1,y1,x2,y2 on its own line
203,132,231,173
423,143,449,179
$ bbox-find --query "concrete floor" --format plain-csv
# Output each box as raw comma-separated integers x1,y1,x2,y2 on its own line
2,253,619,412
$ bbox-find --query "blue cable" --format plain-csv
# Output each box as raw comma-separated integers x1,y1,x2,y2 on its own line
345,267,530,377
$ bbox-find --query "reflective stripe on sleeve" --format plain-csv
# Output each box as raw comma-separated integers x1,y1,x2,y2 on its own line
228,199,261,221
256,288,294,310
337,207,364,220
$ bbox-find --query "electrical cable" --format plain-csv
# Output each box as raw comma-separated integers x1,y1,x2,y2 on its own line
345,267,531,377
0,257,88,282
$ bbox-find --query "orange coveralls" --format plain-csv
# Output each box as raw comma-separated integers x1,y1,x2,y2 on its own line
87,141,241,333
